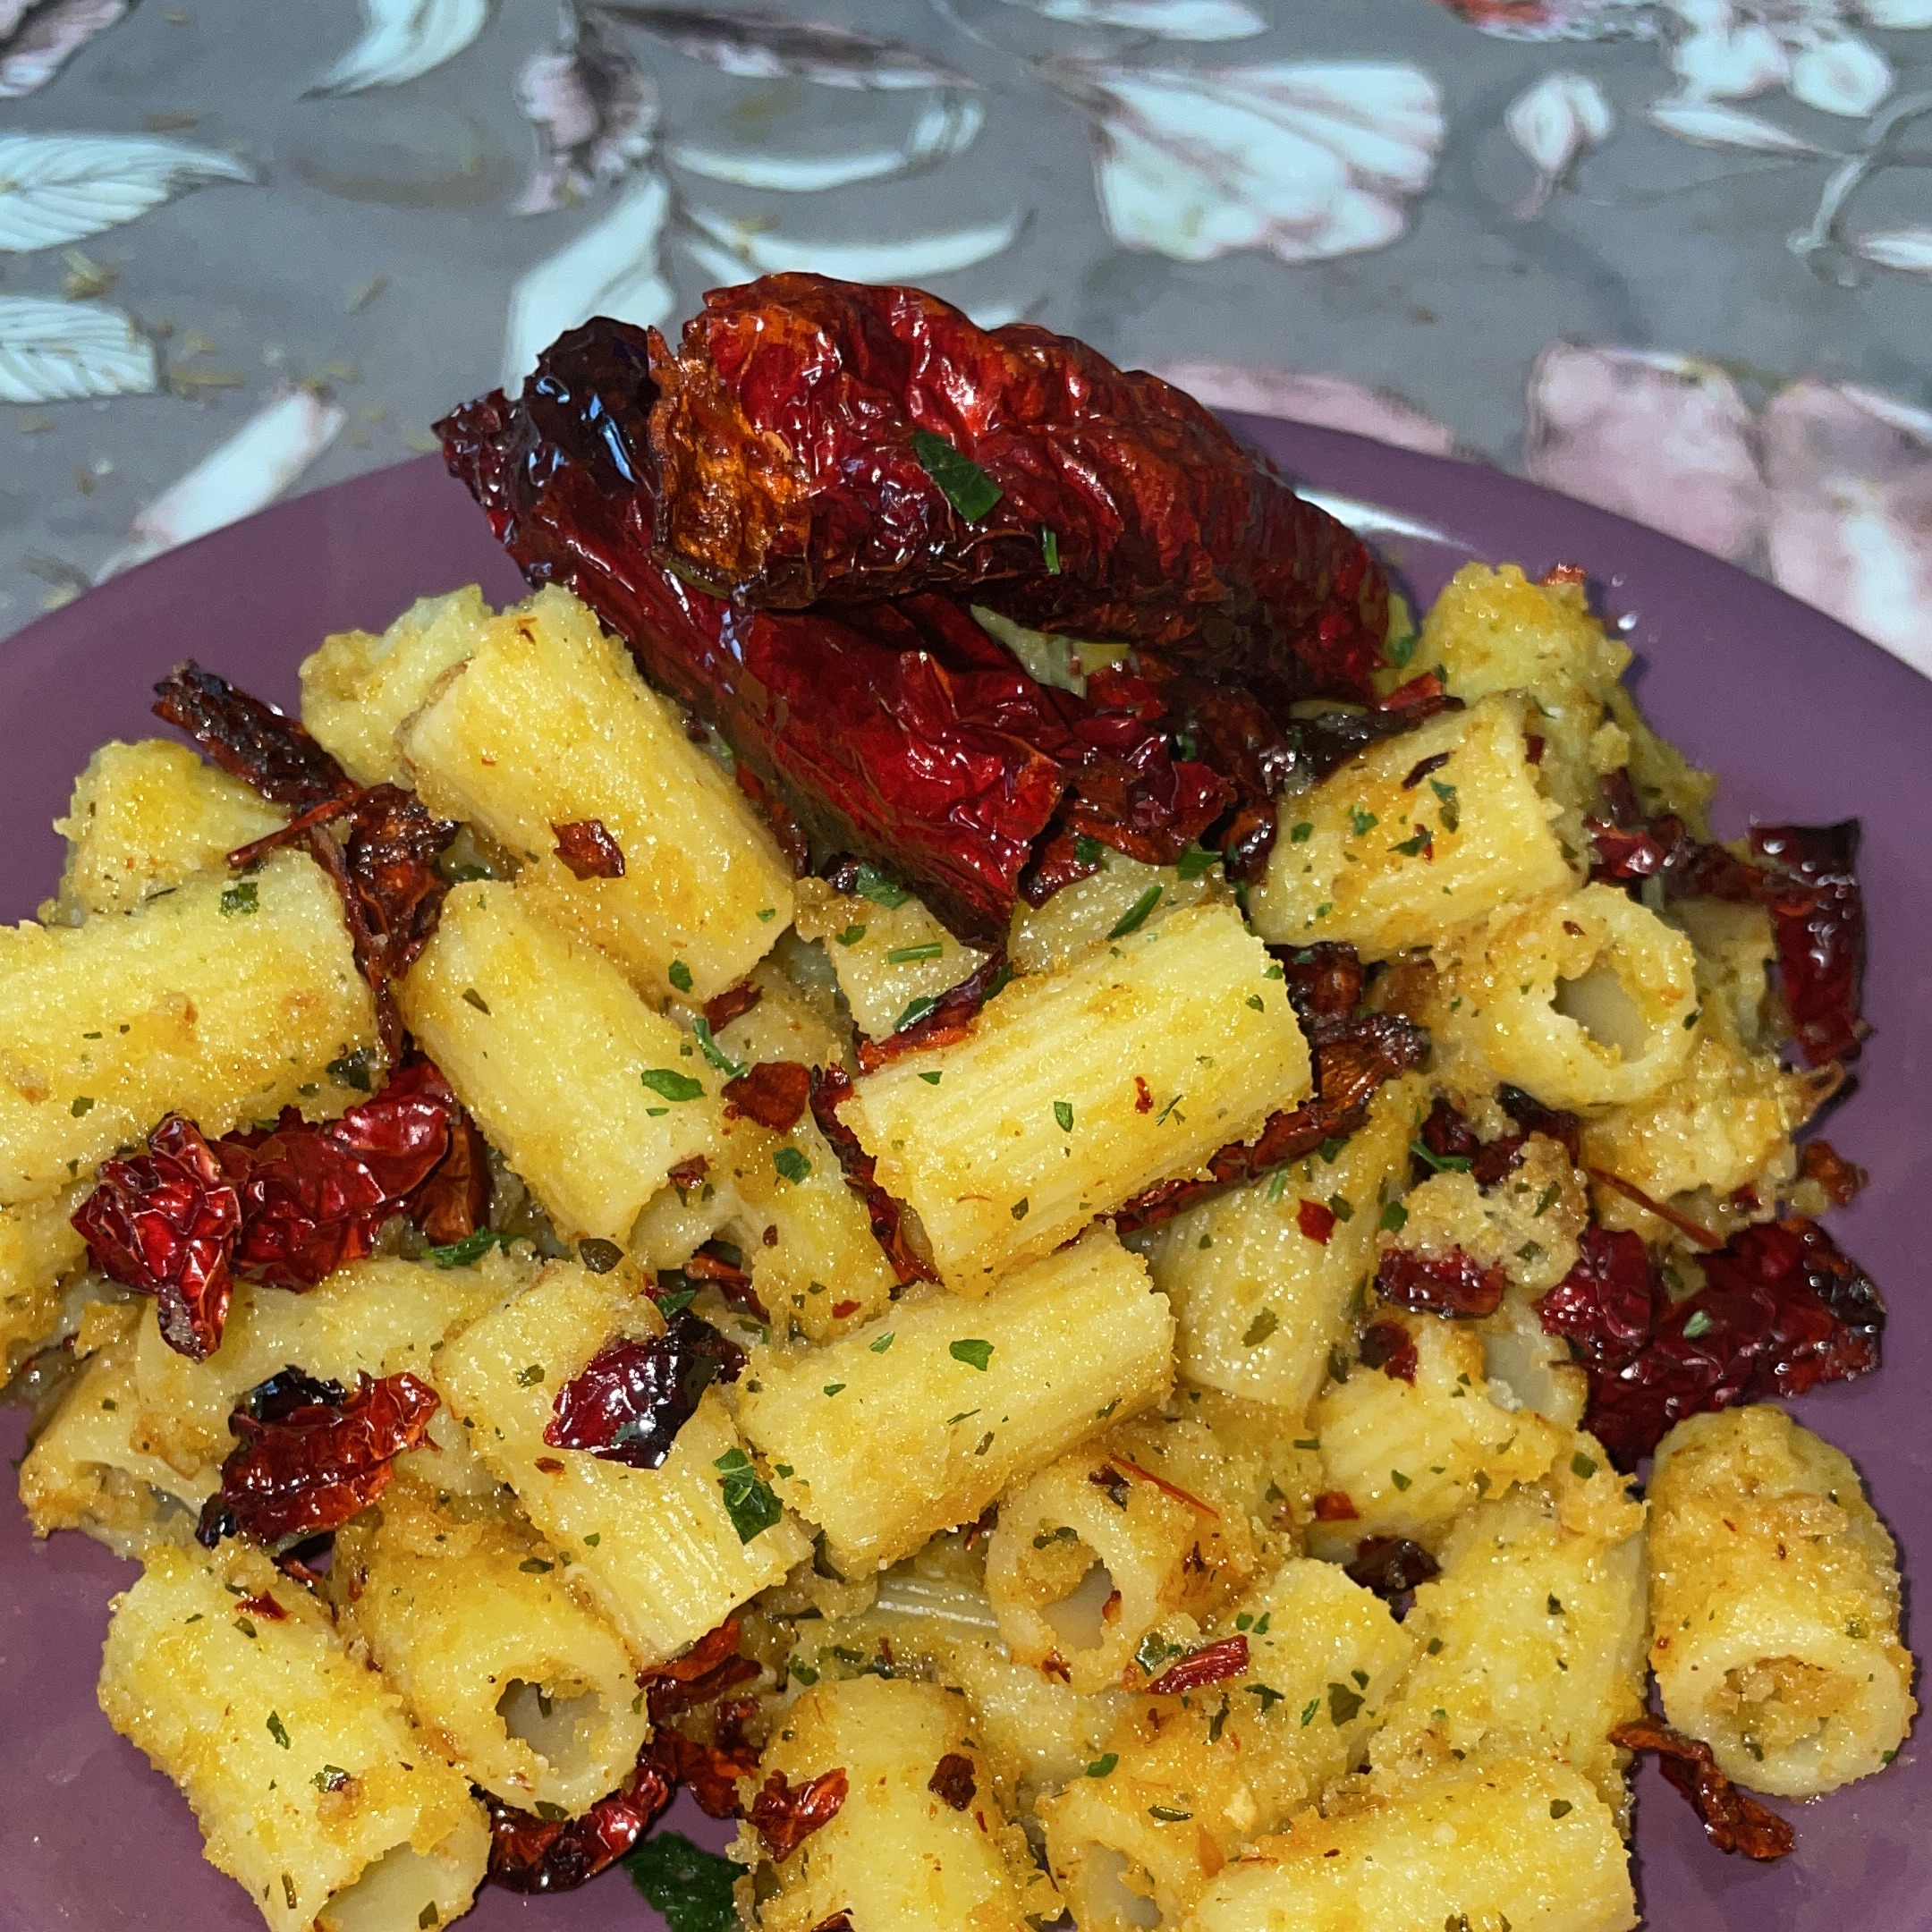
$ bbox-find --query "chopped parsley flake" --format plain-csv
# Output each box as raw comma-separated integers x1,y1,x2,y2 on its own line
1054,1100,1074,1132
835,923,867,946
640,1067,704,1103
918,1070,943,1085
1327,1682,1365,1725
220,879,258,917
714,1448,783,1543
266,1711,290,1749
1175,844,1219,881
1086,1754,1117,1778
894,995,940,1031
1243,1309,1279,1347
1682,1309,1714,1340
869,1333,894,1353
774,1146,811,1184
911,428,1003,521
1108,884,1164,939
886,940,945,963
1380,1200,1409,1233
1041,527,1061,574
852,863,911,909
668,959,693,994
691,1016,746,1080
1349,806,1378,838
950,1338,994,1372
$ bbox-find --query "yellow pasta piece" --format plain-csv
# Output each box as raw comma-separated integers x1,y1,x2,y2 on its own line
50,739,285,920
1647,1405,1914,1797
1309,1310,1563,1556
1136,1073,1421,1413
98,1542,488,1932
739,1227,1174,1572
402,586,793,1004
984,1416,1259,1695
333,1470,648,1817
1249,694,1576,958
1007,852,1221,977
1433,884,1699,1112
433,1258,807,1667
0,1183,88,1371
1180,1758,1636,1932
742,1674,1061,1932
791,877,986,1043
1372,1478,1648,1819
397,880,716,1241
300,585,494,787
131,1254,519,1486
0,850,378,1210
846,901,1308,1293
1042,1556,1413,1932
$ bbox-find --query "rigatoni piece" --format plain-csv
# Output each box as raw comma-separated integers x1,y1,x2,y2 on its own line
50,739,286,919
1432,885,1699,1112
1007,852,1220,977
1647,1405,1914,1797
433,1258,808,1668
1309,1310,1563,1557
131,1254,520,1485
984,1416,1259,1695
1372,1477,1648,1818
0,850,378,1209
332,1472,648,1817
1180,1758,1636,1932
0,1183,87,1371
742,1675,1060,1932
300,585,493,787
1042,1557,1412,1932
402,587,793,1004
791,877,986,1042
739,1227,1174,1572
1137,1074,1421,1414
397,881,716,1241
845,902,1308,1294
1250,693,1576,958
97,1542,488,1932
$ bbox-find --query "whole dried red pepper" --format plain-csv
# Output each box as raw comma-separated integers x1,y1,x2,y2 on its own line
195,1368,439,1547
1537,1218,1884,1468
544,1314,747,1471
72,1115,242,1360
644,274,1387,711
436,315,1386,944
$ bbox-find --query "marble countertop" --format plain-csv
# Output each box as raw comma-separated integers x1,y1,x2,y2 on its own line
0,0,1925,672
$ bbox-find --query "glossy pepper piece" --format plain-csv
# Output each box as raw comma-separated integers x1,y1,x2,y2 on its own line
644,274,1388,712
543,1313,747,1471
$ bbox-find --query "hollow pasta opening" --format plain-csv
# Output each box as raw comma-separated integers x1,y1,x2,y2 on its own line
1554,965,1650,1062
1080,1844,1165,1930
318,1843,447,1932
496,1677,602,1784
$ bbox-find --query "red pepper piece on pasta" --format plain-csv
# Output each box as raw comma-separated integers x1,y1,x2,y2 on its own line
152,662,355,811
1375,1246,1506,1319
544,1315,747,1472
1145,1635,1250,1696
551,818,626,879
1344,1535,1439,1605
644,274,1388,709
722,1061,813,1134
72,1114,242,1360
1358,1319,1420,1383
484,1755,676,1894
751,1767,849,1860
1609,1717,1793,1860
928,1754,978,1809
1750,822,1867,1067
809,1065,937,1285
195,1368,438,1547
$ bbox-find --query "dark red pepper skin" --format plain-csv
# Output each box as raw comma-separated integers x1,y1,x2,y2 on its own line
1537,1219,1885,1469
1376,1246,1506,1319
543,1314,747,1471
1610,1717,1793,1860
645,274,1388,714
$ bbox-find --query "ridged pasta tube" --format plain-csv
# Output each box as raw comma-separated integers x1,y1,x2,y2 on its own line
1647,1405,1914,1797
1434,884,1699,1111
984,1416,1258,1695
433,1258,809,1668
0,850,378,1209
1249,693,1577,959
397,881,716,1242
1180,1758,1636,1932
0,1183,87,1372
402,587,793,1004
300,586,493,787
332,1472,648,1817
739,1226,1174,1572
51,739,285,919
97,1542,488,1932
845,901,1309,1294
742,1675,1061,1932
1042,1557,1413,1932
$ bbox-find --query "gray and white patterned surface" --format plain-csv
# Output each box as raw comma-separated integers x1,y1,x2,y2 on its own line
1,0,1926,669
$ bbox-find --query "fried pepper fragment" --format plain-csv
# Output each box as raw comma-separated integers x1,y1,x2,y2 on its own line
1610,1716,1794,1860
1537,1220,1884,1468
543,1314,748,1471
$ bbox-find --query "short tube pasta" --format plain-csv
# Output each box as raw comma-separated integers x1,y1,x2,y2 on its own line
845,901,1309,1294
0,851,379,1209
1249,692,1577,959
1180,1758,1637,1932
1434,883,1699,1111
397,880,716,1241
52,739,286,919
1137,1073,1422,1414
1647,1405,1914,1797
300,586,493,787
0,1183,88,1373
432,1258,809,1667
742,1674,1061,1932
738,1226,1174,1572
402,586,794,1004
984,1416,1258,1695
97,1542,488,1932
332,1472,649,1817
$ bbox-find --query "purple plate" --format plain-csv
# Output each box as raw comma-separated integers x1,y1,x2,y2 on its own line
1,428,1927,1932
